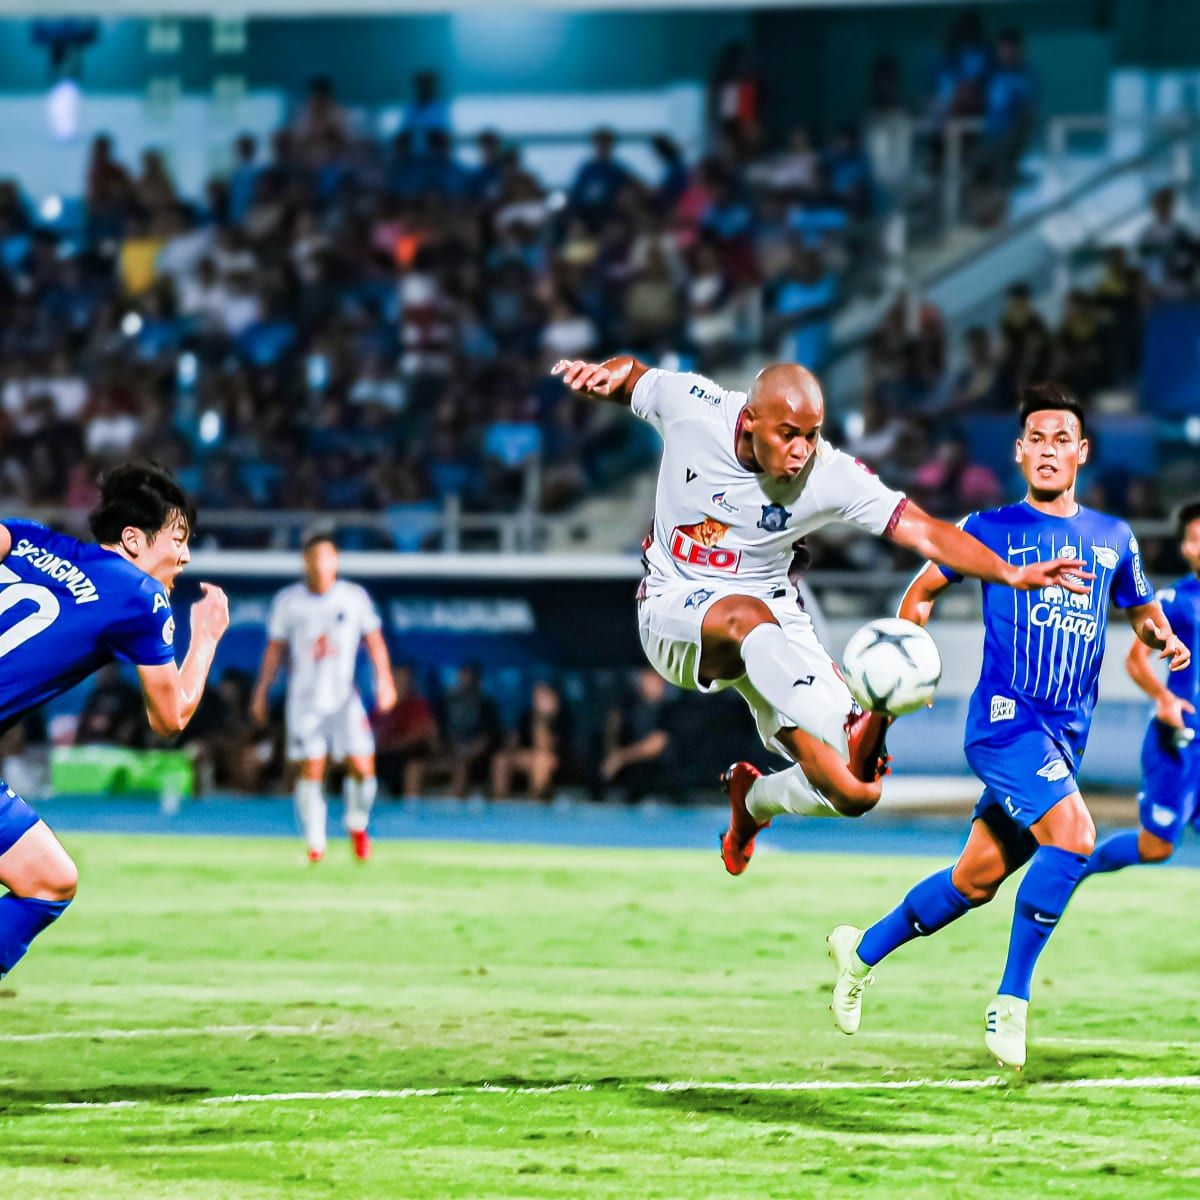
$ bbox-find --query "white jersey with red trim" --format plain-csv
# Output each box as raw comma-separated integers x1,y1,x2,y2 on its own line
631,367,906,599
266,579,382,717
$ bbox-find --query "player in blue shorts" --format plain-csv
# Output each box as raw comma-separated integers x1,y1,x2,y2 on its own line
826,384,1190,1069
0,462,229,982
1080,500,1200,877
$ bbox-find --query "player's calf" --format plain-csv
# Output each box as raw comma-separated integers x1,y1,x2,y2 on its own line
0,821,76,979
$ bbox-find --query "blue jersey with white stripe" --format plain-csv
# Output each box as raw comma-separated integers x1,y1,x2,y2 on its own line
1156,574,1200,731
940,502,1153,761
0,519,176,735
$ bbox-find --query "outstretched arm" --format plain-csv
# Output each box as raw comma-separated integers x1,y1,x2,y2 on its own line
551,356,650,406
137,583,229,737
888,502,1091,594
898,562,954,627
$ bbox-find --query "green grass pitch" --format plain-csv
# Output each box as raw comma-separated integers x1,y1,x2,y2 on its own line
2,832,1200,1198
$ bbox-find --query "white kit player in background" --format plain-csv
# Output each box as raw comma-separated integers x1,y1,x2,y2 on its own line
552,356,1088,875
251,532,397,863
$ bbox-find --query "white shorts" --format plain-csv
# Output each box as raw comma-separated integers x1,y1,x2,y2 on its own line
287,692,375,763
637,579,854,760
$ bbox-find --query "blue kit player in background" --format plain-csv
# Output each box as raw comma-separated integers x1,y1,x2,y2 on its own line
0,463,230,982
826,384,1190,1069
1080,500,1200,877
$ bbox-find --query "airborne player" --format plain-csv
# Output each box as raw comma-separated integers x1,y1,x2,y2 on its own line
552,357,1084,872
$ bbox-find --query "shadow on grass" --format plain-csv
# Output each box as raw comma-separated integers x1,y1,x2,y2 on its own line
1,1083,210,1115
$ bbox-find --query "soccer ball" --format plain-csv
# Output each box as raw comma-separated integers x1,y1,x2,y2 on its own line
840,618,942,717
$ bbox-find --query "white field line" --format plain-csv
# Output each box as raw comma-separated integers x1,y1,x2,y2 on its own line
35,1075,1200,1111
4,1021,1195,1054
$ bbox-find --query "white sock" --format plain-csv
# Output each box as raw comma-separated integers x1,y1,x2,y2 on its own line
747,765,839,822
294,779,327,853
739,622,831,742
343,775,377,834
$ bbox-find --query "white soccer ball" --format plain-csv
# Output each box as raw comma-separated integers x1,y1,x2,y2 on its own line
840,618,942,717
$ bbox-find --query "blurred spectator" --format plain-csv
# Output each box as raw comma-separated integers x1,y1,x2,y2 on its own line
404,70,452,154
491,680,572,801
709,41,763,156
76,664,145,747
999,283,1051,393
1138,187,1196,300
293,75,348,161
945,326,1002,411
1052,290,1112,400
973,29,1037,222
373,665,438,798
569,129,634,230
599,669,676,801
441,664,499,798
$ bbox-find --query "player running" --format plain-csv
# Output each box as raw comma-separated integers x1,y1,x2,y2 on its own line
1078,500,1200,878
827,385,1190,1069
251,532,395,863
552,357,1085,872
0,462,229,981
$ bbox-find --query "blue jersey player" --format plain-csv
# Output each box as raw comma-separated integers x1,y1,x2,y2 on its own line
826,385,1189,1069
1081,500,1200,876
0,463,230,982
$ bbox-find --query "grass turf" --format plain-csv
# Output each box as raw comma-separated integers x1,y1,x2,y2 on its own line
1,832,1199,1198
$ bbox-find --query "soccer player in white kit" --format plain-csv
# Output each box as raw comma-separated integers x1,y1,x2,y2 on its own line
251,533,397,862
552,356,1088,874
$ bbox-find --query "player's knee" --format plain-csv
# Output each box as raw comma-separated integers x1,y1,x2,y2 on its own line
826,783,880,818
956,877,999,905
37,856,77,902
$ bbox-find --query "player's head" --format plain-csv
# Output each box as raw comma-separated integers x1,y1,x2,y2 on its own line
741,363,824,481
1176,499,1200,573
1015,383,1089,501
89,461,195,591
301,530,338,593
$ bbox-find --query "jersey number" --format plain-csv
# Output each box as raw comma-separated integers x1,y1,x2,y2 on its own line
0,562,61,658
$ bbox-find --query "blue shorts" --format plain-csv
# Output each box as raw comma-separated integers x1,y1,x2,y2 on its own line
966,730,1080,867
1138,720,1200,846
0,780,39,856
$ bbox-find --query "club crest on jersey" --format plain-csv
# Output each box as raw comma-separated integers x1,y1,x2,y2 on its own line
683,587,714,610
669,518,741,572
1091,544,1119,571
1036,759,1071,783
756,503,792,533
711,491,739,515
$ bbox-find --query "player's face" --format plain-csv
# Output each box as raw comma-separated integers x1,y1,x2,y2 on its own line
304,541,339,592
747,411,821,481
142,515,191,591
1181,518,1200,574
1015,410,1088,499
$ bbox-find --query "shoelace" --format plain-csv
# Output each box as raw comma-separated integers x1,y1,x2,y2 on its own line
847,973,875,1000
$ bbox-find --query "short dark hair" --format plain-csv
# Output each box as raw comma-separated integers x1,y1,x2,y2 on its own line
88,462,195,545
301,528,337,554
1176,499,1200,541
1018,382,1087,439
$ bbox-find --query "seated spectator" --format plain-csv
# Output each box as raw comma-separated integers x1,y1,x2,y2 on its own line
624,243,682,351
823,125,872,218
76,663,145,747
599,669,676,802
1138,187,1197,301
946,325,1002,411
491,680,572,801
685,240,738,366
973,29,1037,223
998,282,1051,392
293,75,348,162
135,148,177,212
1093,245,1144,380
373,665,439,798
228,133,260,227
569,128,634,230
441,664,499,798
404,70,452,154
649,135,689,214
1053,290,1113,400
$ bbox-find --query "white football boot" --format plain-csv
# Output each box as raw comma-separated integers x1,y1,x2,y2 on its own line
827,925,873,1035
984,994,1028,1069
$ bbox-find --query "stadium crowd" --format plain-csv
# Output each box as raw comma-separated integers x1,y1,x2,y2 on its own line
0,12,1045,548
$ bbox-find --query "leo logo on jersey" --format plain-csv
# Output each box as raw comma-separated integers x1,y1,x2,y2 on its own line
669,519,742,572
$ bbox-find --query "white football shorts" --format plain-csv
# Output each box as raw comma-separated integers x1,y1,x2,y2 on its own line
286,691,375,763
637,578,853,759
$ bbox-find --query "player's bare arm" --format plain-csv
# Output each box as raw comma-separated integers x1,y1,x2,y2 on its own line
138,583,230,736
888,502,1092,594
1126,627,1195,730
0,522,10,562
250,639,288,727
365,628,397,714
551,355,650,405
1126,600,1191,672
897,562,954,627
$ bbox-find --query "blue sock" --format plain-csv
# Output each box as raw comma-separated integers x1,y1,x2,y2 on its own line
856,867,973,967
0,894,71,978
1079,831,1144,880
998,846,1088,1001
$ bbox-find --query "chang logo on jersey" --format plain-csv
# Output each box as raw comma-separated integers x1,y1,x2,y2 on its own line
1030,579,1097,641
669,518,742,572
8,538,98,604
